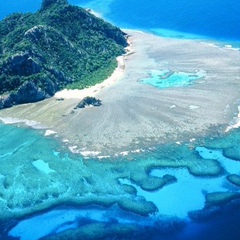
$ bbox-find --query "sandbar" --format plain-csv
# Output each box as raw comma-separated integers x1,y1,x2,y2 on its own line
0,30,240,156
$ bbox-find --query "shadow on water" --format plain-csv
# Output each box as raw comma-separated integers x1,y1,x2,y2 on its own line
1,202,240,239
180,204,240,240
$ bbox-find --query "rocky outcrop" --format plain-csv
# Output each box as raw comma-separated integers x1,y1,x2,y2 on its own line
0,81,52,109
2,52,42,76
10,82,48,104
0,49,70,105
76,96,102,108
0,96,13,109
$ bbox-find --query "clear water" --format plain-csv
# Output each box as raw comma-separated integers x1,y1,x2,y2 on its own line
1,0,240,239
0,123,155,238
78,0,240,43
9,206,154,240
1,121,240,239
119,147,240,219
1,0,240,43
140,70,206,89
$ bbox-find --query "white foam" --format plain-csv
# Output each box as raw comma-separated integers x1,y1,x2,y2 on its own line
80,151,101,157
119,151,129,156
97,155,111,159
188,105,200,110
225,106,240,132
44,130,57,136
225,44,232,48
69,146,80,154
0,117,46,129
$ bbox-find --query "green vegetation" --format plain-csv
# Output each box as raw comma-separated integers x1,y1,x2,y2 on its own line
0,0,127,101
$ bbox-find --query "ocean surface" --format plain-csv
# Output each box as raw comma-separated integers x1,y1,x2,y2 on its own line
1,0,240,42
1,0,240,239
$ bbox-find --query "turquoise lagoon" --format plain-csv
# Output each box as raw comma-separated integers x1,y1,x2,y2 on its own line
140,70,206,89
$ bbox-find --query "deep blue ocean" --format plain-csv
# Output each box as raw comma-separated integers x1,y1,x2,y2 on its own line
1,0,240,239
1,0,240,42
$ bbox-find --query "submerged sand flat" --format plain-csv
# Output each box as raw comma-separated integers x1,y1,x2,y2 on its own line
0,31,240,155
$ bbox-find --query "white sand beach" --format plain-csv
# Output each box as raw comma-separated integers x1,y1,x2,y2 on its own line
0,30,240,156
54,55,126,100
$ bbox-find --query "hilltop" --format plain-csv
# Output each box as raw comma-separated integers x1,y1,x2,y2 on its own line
0,0,127,108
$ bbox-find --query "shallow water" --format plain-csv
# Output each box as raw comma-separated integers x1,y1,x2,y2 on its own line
140,70,206,89
8,206,154,240
119,147,240,219
0,121,240,239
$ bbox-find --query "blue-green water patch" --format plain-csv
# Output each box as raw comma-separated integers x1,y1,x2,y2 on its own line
8,206,153,240
119,146,240,219
1,122,240,239
149,28,208,40
140,70,206,89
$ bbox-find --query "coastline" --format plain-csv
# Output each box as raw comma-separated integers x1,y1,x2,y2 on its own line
0,30,240,157
2,3,240,239
54,55,127,100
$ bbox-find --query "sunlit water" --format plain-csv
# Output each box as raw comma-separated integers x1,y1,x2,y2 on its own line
140,70,206,89
1,121,240,239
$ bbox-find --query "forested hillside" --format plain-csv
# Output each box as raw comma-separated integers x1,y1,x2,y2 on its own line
0,0,127,108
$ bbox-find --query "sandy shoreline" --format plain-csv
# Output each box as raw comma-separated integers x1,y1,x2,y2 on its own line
54,55,126,100
0,30,240,156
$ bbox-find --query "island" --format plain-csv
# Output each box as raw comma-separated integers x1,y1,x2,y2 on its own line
0,0,128,109
1,1,240,239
